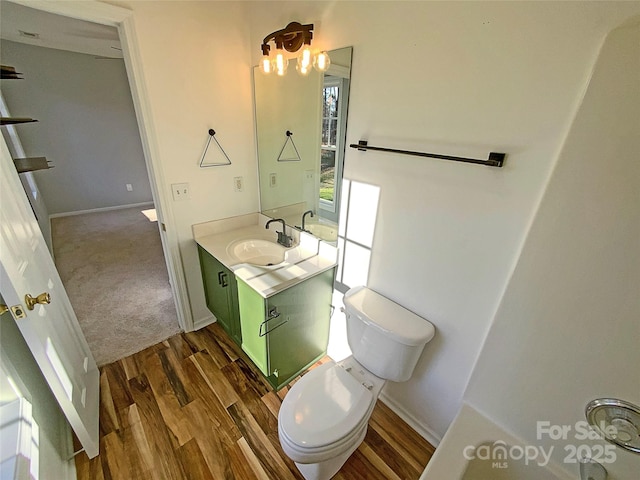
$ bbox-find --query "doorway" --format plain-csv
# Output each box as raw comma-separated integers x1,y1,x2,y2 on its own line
0,2,182,364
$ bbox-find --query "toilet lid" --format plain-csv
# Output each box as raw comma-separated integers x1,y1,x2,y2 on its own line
280,362,373,449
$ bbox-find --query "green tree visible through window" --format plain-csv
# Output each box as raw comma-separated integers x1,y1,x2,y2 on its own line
320,84,339,202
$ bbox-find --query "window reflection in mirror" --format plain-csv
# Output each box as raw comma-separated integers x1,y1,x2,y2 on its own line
321,83,339,204
320,75,348,223
254,47,352,244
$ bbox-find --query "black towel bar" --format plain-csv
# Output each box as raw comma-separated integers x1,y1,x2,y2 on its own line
349,140,505,168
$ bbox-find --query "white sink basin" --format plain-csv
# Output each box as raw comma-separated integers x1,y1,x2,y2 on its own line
227,239,287,267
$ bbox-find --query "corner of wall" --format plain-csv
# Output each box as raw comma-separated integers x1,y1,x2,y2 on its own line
379,391,442,448
460,20,612,405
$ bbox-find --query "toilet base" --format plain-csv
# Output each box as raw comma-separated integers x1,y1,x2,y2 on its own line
293,424,368,480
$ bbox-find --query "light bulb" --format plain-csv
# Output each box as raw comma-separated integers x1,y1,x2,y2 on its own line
272,48,289,76
313,51,331,73
259,55,272,75
296,62,312,76
296,46,313,76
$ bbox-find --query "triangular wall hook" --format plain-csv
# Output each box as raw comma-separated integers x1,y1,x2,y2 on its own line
277,130,301,162
200,129,232,167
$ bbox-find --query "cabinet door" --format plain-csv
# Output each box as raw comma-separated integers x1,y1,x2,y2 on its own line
266,268,335,387
198,245,232,333
237,279,268,374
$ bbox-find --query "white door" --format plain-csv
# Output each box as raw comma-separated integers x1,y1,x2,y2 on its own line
0,137,99,458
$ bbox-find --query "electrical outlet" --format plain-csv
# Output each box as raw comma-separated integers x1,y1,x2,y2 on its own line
126,183,133,192
171,183,190,201
234,176,244,192
304,170,314,181
270,173,277,188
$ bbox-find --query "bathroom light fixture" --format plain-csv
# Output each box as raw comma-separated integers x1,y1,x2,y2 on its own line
259,22,330,77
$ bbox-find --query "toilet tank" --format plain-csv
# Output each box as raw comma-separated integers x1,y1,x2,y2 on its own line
342,286,435,382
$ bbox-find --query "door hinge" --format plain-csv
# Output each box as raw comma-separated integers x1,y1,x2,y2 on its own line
67,447,85,461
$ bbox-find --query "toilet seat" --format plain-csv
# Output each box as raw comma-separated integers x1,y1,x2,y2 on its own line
279,416,368,464
278,361,374,456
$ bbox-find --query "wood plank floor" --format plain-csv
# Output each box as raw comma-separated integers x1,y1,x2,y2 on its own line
75,323,435,479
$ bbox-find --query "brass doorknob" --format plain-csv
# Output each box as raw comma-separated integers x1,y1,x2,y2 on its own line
25,292,51,310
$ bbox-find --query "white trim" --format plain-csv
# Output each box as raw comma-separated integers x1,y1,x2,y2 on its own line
10,0,193,332
192,314,216,332
8,0,130,26
48,202,154,219
118,12,192,332
379,391,442,448
327,63,350,79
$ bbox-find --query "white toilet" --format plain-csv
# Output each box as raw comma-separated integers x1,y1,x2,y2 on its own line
278,285,435,480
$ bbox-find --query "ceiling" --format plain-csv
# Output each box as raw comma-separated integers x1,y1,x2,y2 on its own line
0,1,122,58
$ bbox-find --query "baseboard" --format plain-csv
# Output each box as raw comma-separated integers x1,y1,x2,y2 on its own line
379,391,442,448
49,201,154,219
192,314,215,332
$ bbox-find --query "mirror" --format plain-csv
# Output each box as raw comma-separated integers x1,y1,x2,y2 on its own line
254,47,353,243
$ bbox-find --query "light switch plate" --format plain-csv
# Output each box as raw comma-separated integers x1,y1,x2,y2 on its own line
171,183,190,201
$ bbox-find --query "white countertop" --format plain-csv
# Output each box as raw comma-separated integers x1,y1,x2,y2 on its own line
193,214,338,298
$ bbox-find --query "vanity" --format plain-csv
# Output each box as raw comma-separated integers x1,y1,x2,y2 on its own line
193,47,352,390
193,213,338,390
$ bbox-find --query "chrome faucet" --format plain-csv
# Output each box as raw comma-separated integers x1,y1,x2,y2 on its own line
265,218,293,247
300,210,314,232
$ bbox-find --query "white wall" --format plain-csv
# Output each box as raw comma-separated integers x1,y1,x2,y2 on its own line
1,40,153,214
464,18,640,480
110,0,259,326
247,1,640,440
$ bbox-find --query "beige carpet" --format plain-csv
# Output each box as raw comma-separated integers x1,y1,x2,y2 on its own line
52,206,180,366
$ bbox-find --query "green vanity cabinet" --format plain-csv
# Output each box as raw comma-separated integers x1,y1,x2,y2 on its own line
197,245,242,345
237,267,336,390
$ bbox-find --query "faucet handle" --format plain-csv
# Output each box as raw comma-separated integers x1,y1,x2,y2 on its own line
277,231,293,247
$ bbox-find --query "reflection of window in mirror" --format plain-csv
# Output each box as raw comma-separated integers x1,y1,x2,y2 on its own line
319,75,349,223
